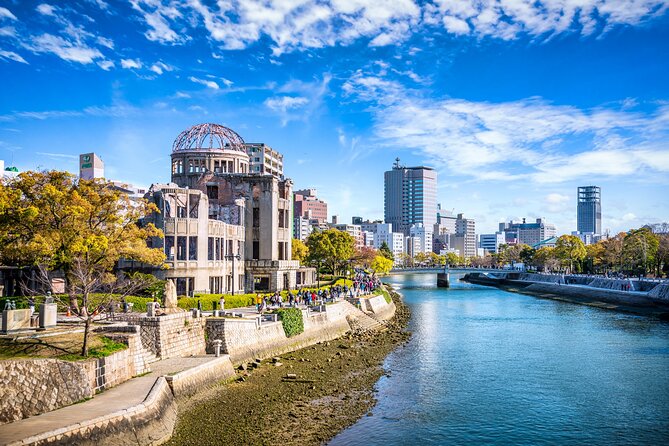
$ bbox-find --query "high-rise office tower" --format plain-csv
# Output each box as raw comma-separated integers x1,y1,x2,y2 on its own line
79,153,104,180
384,158,437,235
577,186,601,234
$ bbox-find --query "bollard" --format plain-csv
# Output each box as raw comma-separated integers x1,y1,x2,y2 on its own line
212,339,223,357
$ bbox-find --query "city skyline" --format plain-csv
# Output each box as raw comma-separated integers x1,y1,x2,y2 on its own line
1,1,669,234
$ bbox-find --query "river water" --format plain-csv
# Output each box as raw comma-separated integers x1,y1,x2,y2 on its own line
329,273,669,445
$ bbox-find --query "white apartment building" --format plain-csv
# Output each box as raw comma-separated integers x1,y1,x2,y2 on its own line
479,232,505,254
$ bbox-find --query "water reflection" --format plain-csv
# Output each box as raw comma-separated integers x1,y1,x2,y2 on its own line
330,273,669,446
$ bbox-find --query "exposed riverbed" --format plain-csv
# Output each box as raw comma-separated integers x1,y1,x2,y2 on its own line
167,290,410,446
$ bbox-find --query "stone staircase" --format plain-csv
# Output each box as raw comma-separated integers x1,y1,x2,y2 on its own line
339,300,387,333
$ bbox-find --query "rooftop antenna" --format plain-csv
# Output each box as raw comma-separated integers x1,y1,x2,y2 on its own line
393,157,402,169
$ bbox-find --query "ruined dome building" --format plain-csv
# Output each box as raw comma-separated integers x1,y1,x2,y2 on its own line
141,123,313,296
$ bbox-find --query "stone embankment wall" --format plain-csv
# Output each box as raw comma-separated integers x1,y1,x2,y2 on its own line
0,330,151,426
206,297,395,365
130,312,206,359
0,359,92,425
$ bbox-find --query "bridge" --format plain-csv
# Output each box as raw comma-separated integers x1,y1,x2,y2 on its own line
390,267,507,274
388,267,508,287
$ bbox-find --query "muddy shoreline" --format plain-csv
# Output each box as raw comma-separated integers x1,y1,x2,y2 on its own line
167,288,411,446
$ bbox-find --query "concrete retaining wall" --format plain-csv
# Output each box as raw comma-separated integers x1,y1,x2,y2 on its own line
10,377,178,446
164,355,236,398
205,298,394,365
524,283,660,307
364,295,396,321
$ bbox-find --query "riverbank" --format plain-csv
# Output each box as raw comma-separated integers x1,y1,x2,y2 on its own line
462,272,669,319
167,288,411,446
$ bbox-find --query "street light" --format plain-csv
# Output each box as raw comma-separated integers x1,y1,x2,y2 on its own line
225,253,242,295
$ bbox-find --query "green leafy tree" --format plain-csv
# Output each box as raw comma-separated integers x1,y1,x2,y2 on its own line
379,241,394,261
0,171,165,356
291,238,308,263
370,255,394,276
519,245,535,266
305,229,355,276
554,235,586,274
622,227,659,276
445,252,460,266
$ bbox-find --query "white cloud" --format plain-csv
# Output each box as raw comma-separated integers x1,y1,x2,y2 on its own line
174,91,191,98
343,72,669,184
130,0,185,44
0,50,28,64
189,76,219,89
0,26,16,37
97,60,114,70
0,7,17,20
121,58,142,69
26,34,104,64
264,95,309,126
429,0,669,40
36,4,56,16
149,61,173,75
264,96,309,111
125,1,668,54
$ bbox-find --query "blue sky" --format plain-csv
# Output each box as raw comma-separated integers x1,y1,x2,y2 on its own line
1,0,668,235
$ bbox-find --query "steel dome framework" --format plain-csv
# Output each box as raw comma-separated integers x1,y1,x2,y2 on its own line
172,123,245,152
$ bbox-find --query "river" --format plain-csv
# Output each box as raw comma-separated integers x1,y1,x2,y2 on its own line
329,273,669,445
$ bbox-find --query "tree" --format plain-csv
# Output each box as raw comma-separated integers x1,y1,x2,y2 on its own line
519,245,535,266
305,229,355,276
379,241,394,261
584,242,605,274
445,252,460,266
601,232,625,273
291,238,308,263
498,244,523,265
352,246,377,270
532,247,557,272
622,227,659,276
554,235,586,274
414,252,428,266
0,171,165,356
370,255,393,276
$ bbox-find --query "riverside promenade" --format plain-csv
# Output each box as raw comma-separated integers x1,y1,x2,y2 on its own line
0,356,225,446
0,293,395,446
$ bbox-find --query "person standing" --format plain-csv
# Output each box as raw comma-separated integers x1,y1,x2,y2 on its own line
27,296,35,316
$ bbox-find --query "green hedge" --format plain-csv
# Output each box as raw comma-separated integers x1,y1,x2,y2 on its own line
274,307,304,337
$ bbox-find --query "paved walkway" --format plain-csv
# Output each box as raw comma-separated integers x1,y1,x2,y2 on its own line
0,356,215,445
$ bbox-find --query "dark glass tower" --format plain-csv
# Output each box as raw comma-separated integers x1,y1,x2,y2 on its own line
577,186,601,234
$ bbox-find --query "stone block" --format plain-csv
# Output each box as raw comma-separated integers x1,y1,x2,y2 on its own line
39,303,57,328
2,309,31,333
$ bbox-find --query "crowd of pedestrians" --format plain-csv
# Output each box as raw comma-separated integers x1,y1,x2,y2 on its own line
252,270,383,313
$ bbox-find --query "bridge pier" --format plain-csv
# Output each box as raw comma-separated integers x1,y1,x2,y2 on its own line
437,268,450,288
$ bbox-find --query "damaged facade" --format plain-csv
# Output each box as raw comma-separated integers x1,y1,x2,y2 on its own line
141,123,314,296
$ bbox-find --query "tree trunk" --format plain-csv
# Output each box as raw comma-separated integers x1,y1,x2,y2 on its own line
81,316,91,357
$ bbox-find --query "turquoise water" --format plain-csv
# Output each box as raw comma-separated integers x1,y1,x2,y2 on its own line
329,273,669,445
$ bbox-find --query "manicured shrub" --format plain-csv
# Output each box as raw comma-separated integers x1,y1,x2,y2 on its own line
275,307,304,337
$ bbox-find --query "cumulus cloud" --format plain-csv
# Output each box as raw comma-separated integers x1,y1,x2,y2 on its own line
343,72,669,184
189,76,219,89
121,58,142,69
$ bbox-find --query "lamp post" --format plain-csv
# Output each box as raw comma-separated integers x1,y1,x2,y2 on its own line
225,253,242,295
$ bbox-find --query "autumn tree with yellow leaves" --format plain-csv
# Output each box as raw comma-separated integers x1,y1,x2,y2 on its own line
0,171,165,356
